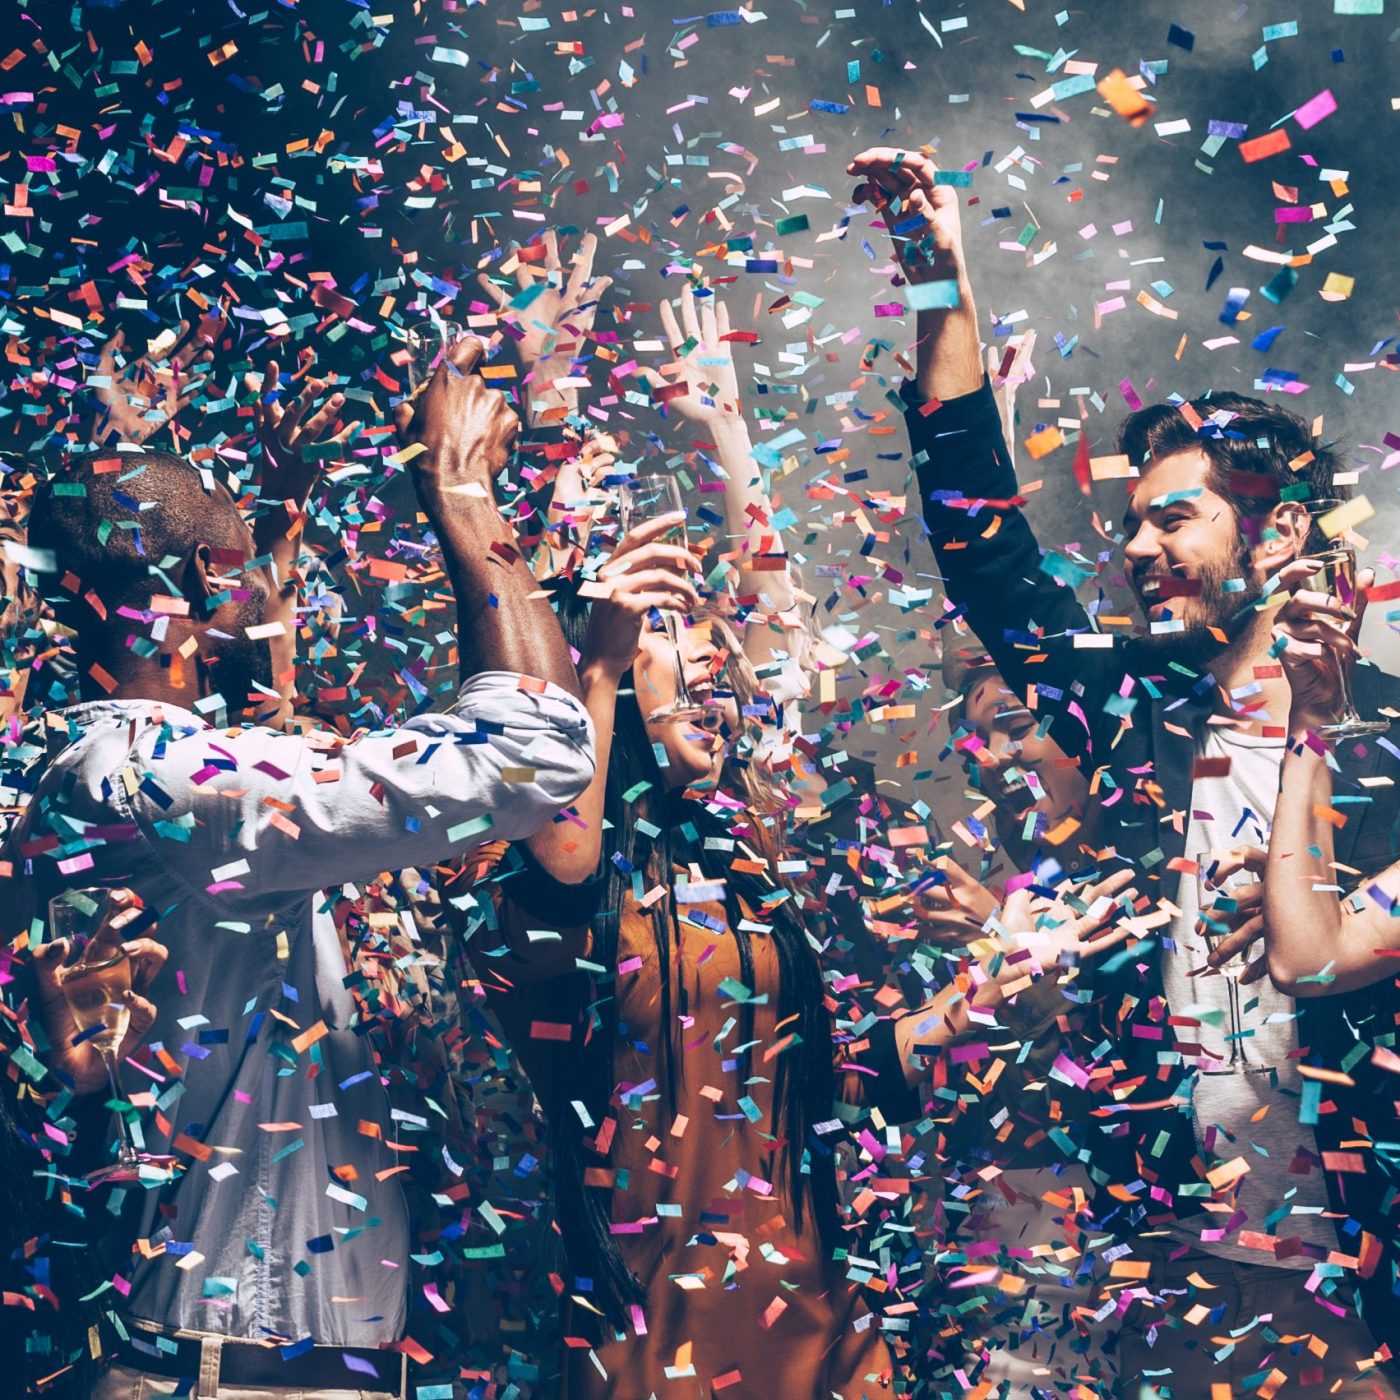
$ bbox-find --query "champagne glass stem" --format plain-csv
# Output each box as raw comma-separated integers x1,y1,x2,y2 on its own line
103,1049,139,1169
1334,646,1364,727
663,612,695,712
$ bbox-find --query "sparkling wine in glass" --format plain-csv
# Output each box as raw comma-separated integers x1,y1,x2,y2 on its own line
1303,498,1388,739
618,474,713,726
50,889,141,1172
1194,853,1266,1075
406,318,463,394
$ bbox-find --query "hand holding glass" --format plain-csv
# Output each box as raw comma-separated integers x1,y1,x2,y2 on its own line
618,474,714,726
406,318,463,394
50,889,141,1173
1301,499,1387,739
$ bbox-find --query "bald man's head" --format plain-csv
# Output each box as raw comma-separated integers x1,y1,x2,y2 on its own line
28,450,271,704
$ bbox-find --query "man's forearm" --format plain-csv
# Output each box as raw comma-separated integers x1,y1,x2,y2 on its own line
915,281,983,402
422,473,582,697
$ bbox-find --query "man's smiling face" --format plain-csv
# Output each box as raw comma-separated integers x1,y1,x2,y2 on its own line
1122,448,1263,663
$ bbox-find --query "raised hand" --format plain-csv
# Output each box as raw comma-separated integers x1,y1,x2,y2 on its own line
1270,556,1371,731
33,890,167,1096
244,359,362,509
846,146,968,290
396,336,520,493
536,432,620,578
846,146,983,400
89,317,220,447
478,230,613,424
639,280,745,427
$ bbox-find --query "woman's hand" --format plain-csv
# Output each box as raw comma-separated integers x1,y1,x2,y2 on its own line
245,359,363,509
975,867,1140,1007
908,856,1002,946
536,432,620,578
33,890,167,1095
479,230,613,424
638,280,745,428
579,517,703,681
1271,556,1371,733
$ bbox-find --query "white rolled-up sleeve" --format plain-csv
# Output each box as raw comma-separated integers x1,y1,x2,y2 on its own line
118,672,594,906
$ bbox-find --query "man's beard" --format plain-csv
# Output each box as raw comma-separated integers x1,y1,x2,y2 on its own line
1134,542,1265,673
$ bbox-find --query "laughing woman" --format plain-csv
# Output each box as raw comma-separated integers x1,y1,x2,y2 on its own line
454,514,1139,1398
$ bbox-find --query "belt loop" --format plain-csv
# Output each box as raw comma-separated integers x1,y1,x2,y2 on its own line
197,1333,224,1400
398,1348,409,1399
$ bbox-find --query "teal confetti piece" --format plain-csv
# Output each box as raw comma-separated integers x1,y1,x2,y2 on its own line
445,812,493,843
905,279,961,311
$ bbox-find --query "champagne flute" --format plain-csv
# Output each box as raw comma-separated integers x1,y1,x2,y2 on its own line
1194,853,1267,1075
618,474,713,726
50,889,141,1172
406,317,463,394
1303,498,1388,739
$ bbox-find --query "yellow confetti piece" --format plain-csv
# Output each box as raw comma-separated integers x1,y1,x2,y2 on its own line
1089,454,1132,480
1096,69,1152,125
1320,271,1355,301
1317,494,1373,538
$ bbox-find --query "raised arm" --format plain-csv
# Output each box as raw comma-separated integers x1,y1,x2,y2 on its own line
847,147,1099,726
477,230,612,432
640,281,809,691
243,358,363,728
401,336,585,691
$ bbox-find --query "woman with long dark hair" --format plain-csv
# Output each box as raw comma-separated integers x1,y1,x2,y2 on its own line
456,510,1139,1397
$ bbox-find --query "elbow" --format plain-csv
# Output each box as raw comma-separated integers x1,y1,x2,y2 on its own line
1264,945,1331,999
509,750,595,840
1261,900,1336,999
508,715,598,836
1264,954,1311,999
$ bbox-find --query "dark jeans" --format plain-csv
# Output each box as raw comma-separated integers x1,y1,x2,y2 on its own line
1118,1238,1400,1397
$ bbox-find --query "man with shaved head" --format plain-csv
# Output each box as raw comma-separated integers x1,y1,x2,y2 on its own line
6,342,595,1399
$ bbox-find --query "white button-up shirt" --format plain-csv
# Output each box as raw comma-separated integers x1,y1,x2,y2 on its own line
3,672,593,1345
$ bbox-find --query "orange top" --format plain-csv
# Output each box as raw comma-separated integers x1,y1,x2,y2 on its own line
490,889,897,1399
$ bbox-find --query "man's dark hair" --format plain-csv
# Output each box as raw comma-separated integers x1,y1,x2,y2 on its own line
27,449,244,616
1116,391,1343,550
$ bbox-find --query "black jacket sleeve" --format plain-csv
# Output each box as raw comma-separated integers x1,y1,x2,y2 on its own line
903,376,1116,759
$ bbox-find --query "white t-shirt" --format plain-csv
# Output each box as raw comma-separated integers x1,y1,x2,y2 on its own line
1163,724,1336,1268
